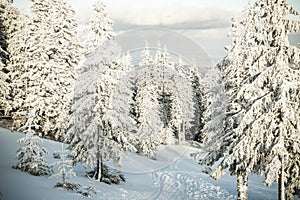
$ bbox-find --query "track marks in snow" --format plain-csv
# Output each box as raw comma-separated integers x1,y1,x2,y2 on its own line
152,171,235,200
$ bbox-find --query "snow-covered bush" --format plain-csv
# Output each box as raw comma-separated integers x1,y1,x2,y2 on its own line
86,164,125,185
13,111,52,176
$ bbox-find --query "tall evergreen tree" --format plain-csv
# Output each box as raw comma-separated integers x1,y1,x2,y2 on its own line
201,1,300,199
134,43,164,158
0,0,18,115
7,14,31,127
69,1,135,181
154,44,173,128
201,67,227,146
169,69,195,144
135,43,195,156
104,52,137,152
135,68,164,158
9,0,82,140
187,65,206,142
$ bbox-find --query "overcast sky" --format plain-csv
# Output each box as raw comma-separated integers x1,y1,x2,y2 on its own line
14,0,300,62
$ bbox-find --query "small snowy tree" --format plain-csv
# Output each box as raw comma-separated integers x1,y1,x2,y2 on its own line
13,110,53,176
50,143,80,191
78,177,97,198
160,126,175,145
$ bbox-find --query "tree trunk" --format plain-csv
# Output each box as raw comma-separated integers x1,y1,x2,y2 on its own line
237,171,248,200
96,144,102,181
278,157,285,200
96,155,103,181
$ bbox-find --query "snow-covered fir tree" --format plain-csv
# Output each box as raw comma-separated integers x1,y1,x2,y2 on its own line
13,110,53,176
104,52,137,152
0,0,12,68
187,65,206,142
98,50,137,159
50,143,80,191
9,0,82,140
68,1,135,181
176,55,187,77
134,43,195,156
199,14,255,200
0,0,18,115
154,43,173,128
83,1,113,56
135,76,163,158
201,1,300,199
169,71,195,144
153,43,195,142
134,43,164,157
8,14,33,128
201,67,227,146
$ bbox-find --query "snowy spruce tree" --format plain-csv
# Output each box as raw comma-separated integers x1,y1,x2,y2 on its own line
9,0,82,140
169,70,195,144
13,110,53,176
104,52,137,152
200,1,300,199
8,14,33,128
134,43,164,157
200,12,258,200
135,78,164,158
154,43,173,128
68,1,135,182
187,65,206,142
50,144,80,191
135,43,195,156
154,43,195,143
83,1,113,56
0,0,19,116
201,67,227,146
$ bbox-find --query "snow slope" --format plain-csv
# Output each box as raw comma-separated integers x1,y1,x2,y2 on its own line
0,127,278,200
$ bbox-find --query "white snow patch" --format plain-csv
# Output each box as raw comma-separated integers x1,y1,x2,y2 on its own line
0,127,277,199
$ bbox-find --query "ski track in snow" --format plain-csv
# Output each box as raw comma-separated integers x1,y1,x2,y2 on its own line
95,188,150,200
150,155,235,199
151,170,235,200
92,170,235,200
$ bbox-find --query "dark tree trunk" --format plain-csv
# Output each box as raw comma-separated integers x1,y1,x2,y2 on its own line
96,144,103,181
278,157,285,200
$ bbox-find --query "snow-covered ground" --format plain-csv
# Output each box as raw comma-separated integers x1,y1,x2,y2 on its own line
0,127,278,200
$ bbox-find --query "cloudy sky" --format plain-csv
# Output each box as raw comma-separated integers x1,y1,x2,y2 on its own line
14,0,300,63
